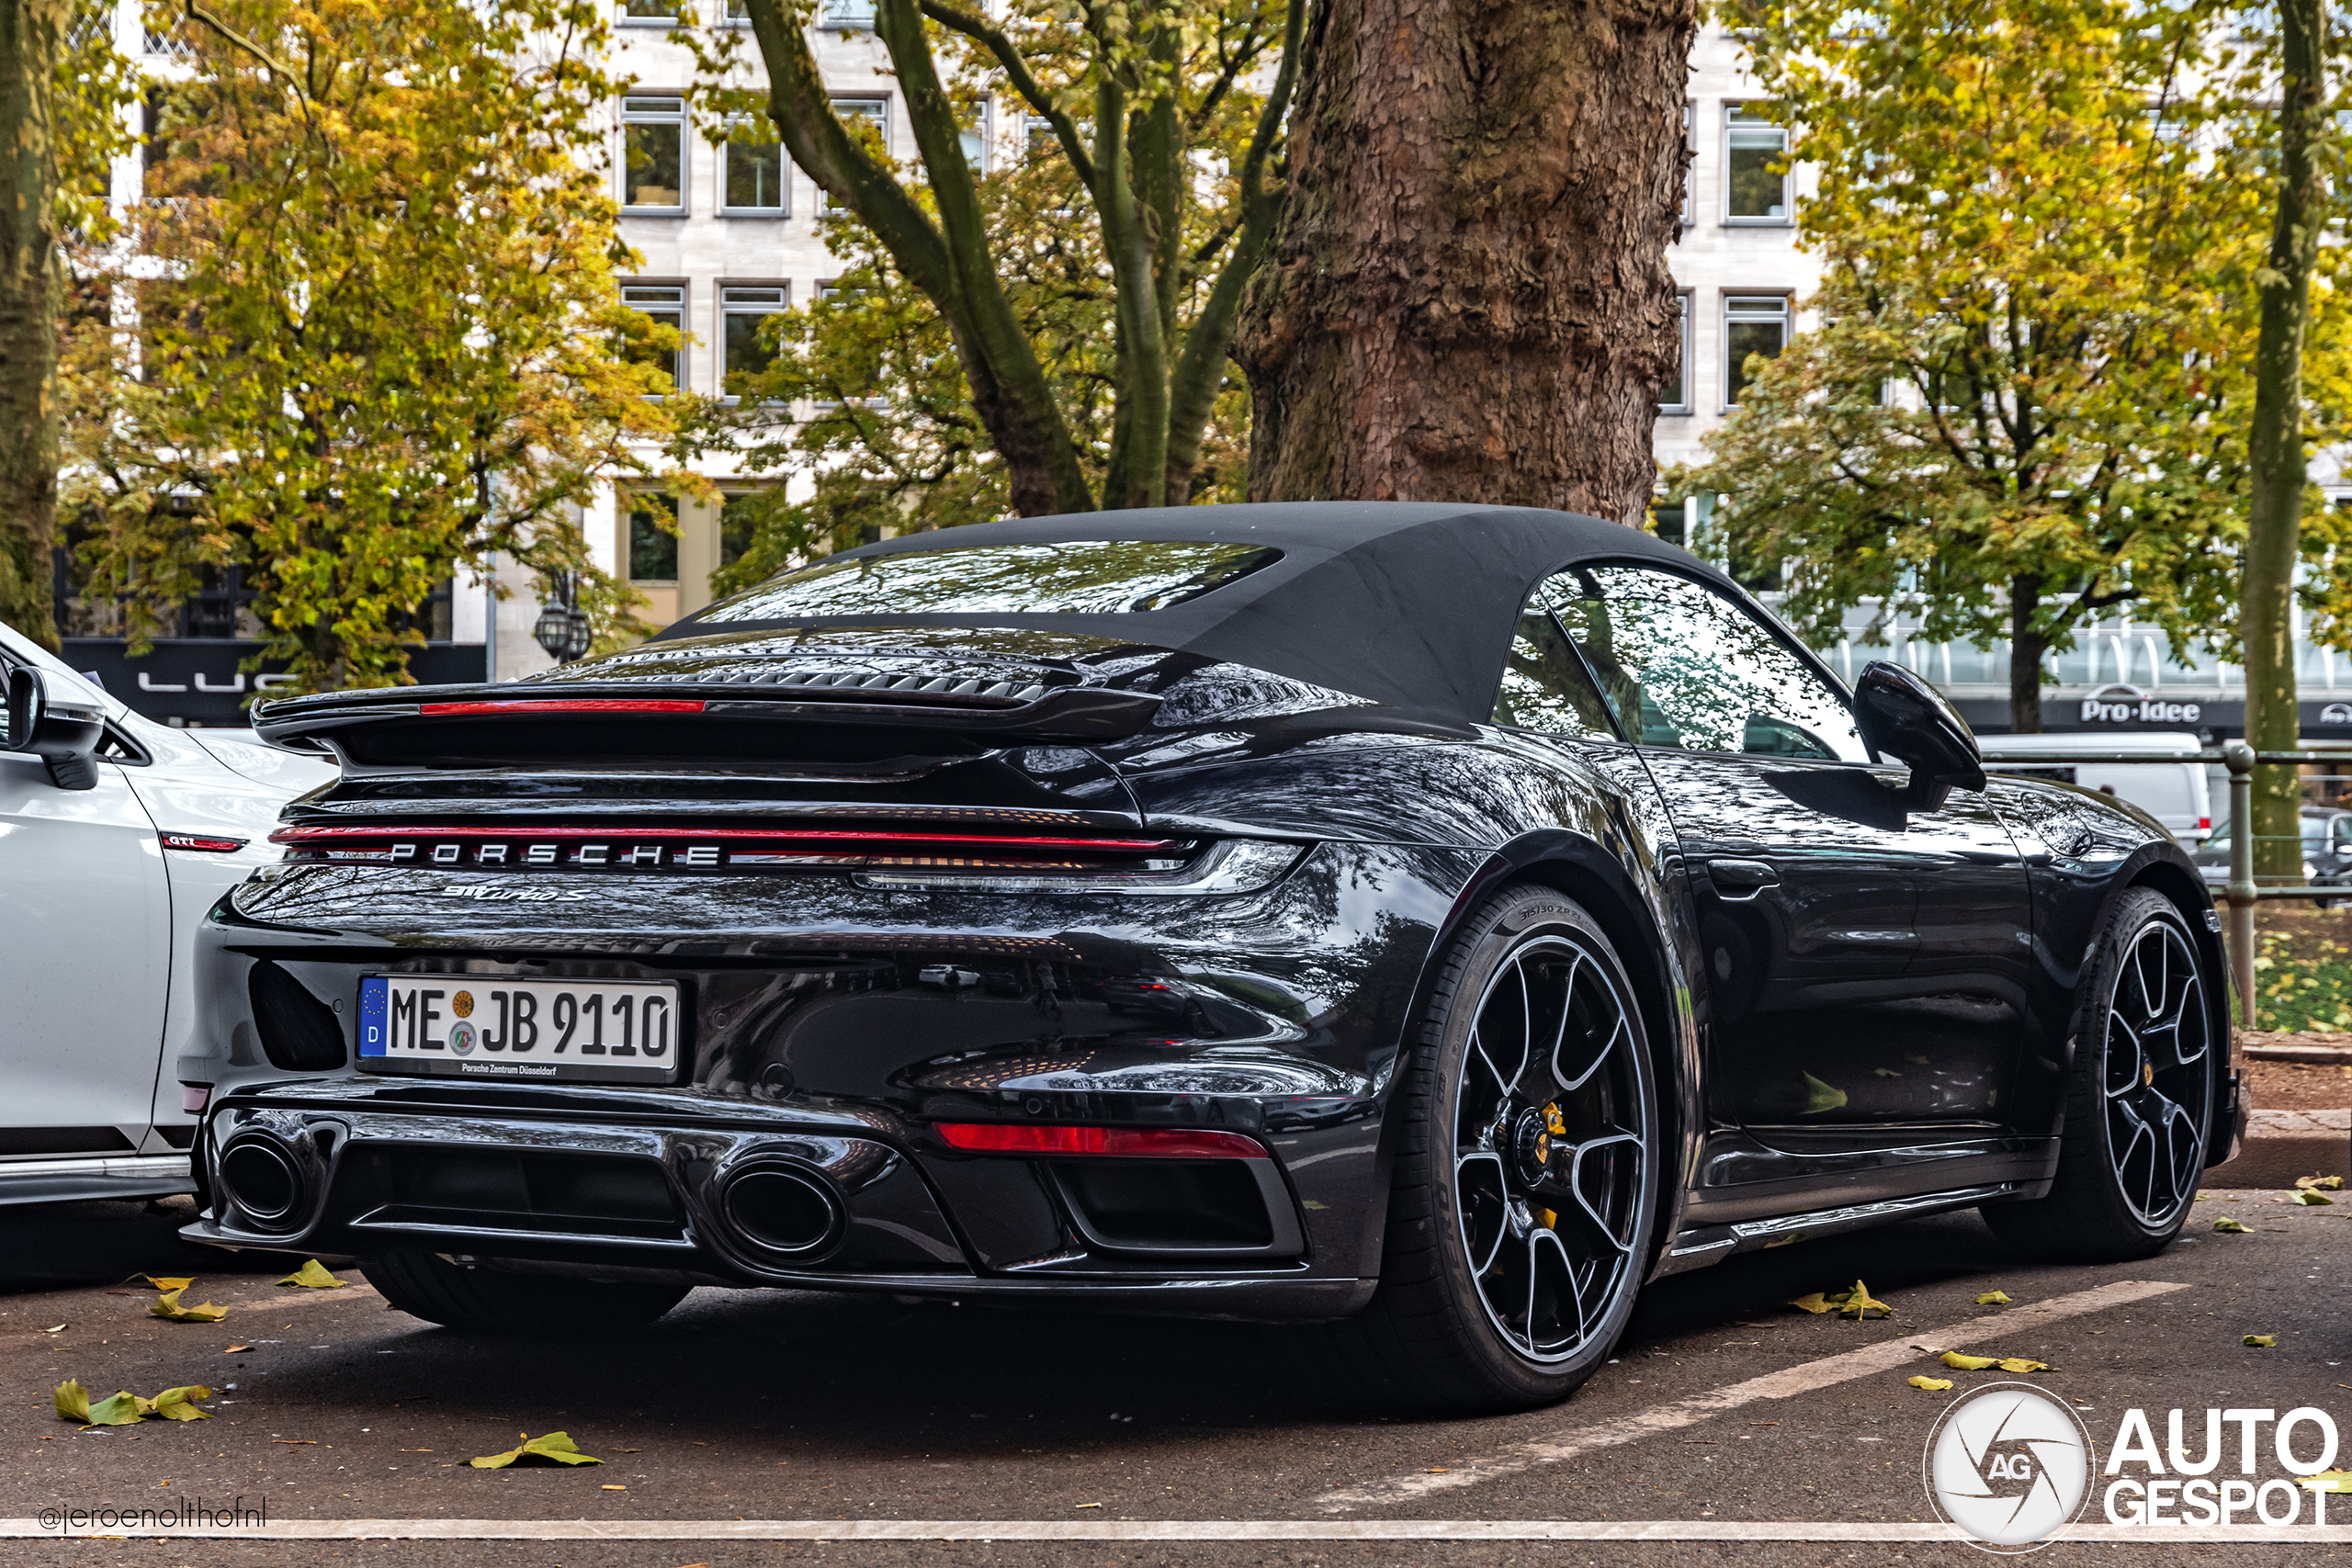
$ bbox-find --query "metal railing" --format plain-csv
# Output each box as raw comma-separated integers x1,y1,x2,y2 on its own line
1983,742,2345,1024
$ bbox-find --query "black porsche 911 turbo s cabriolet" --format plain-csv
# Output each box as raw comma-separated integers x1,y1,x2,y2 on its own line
183,502,2241,1411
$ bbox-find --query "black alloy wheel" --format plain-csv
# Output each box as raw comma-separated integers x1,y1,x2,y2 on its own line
1983,887,2214,1261
1335,887,1658,1411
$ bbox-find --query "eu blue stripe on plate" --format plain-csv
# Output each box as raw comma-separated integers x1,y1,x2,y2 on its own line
357,977,388,1056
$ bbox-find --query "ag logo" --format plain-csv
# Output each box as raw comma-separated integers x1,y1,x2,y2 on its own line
1923,1382,2093,1551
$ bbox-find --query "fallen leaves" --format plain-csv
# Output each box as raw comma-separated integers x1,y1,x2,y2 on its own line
276,1260,347,1289
468,1431,601,1469
1917,1348,2054,1373
1907,1375,1956,1392
2245,1335,2278,1348
2302,1470,2352,1493
1974,1292,2012,1306
2292,1190,2335,1207
52,1381,213,1427
224,1345,253,1355
150,1285,226,1324
2299,1176,2345,1191
2215,1218,2250,1233
1790,1280,1892,1319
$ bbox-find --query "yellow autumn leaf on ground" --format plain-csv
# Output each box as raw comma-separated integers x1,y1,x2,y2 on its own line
1975,1292,2012,1305
1922,1348,2053,1373
141,1276,195,1292
2301,1470,2352,1493
1907,1376,1955,1392
53,1381,213,1427
275,1260,346,1289
146,1387,214,1422
2293,1190,2335,1206
1791,1280,1892,1318
2215,1217,2249,1233
468,1431,602,1469
2245,1335,2277,1348
2298,1176,2345,1190
150,1286,226,1323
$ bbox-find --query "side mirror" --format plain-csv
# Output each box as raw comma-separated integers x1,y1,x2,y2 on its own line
1851,660,1985,810
5,667,105,791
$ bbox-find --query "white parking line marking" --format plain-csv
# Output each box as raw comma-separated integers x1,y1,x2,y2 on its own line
4,1517,2344,1542
1317,1276,2190,1512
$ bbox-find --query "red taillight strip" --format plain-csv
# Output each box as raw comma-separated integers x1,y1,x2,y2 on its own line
417,699,708,716
268,824,1179,851
934,1123,1268,1159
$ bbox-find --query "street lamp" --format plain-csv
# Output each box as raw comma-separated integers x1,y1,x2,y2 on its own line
531,571,593,663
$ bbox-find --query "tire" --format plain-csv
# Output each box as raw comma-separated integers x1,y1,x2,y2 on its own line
1332,886,1660,1413
1981,887,2216,1263
362,1249,689,1334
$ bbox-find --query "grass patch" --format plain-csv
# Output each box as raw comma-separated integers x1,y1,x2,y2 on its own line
2255,919,2352,1032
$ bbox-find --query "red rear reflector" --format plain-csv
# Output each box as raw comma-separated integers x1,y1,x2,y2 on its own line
2199,817,2211,831
934,1123,1267,1159
159,832,246,852
417,699,707,716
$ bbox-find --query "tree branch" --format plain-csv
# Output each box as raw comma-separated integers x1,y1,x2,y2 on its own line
915,0,1098,188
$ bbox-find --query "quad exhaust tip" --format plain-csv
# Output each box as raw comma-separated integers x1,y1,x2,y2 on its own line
216,1133,310,1234
715,1162,845,1260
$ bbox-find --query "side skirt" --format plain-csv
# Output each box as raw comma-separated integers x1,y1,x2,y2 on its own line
1650,1182,2024,1277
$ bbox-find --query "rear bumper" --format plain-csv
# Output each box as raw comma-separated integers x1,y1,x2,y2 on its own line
181,1080,1372,1321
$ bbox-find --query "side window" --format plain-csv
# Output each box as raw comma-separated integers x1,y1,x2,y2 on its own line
1492,589,1619,740
1540,566,1869,763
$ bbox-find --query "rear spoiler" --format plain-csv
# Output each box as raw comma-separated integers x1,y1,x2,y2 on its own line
252,680,1165,748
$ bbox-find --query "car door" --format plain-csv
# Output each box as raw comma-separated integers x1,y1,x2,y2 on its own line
1533,566,2035,1156
0,648,169,1158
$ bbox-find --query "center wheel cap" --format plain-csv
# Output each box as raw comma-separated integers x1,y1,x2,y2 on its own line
1512,1109,1553,1187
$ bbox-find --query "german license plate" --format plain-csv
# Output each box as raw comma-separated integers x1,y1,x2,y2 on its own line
356,976,683,1084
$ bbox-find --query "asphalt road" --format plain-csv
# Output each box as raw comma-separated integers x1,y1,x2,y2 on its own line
4,1190,2349,1567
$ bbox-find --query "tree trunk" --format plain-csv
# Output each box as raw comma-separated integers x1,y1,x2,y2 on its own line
2008,575,2045,734
0,0,62,650
2243,0,2325,882
1235,0,1693,523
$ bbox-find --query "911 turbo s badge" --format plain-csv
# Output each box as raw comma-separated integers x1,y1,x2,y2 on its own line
438,885,593,902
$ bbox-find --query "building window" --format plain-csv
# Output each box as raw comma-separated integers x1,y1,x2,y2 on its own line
1724,104,1789,223
825,98,887,209
1679,102,1694,227
618,0,676,21
960,99,991,174
723,0,750,19
1660,293,1691,414
818,0,876,27
1723,294,1790,408
721,285,787,400
721,115,786,214
622,284,686,393
628,497,679,583
622,96,687,212
719,492,763,568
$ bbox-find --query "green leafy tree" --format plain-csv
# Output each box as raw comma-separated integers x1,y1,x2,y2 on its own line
703,0,1296,520
2239,0,2340,877
0,0,134,650
1686,0,2349,734
706,116,1252,587
64,0,711,693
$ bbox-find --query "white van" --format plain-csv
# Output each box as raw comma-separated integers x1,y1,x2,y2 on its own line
1977,731,2211,850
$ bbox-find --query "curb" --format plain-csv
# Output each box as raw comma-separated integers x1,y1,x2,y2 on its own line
2206,1108,2348,1189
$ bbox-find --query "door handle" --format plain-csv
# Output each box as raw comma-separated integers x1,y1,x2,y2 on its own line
1705,858,1780,900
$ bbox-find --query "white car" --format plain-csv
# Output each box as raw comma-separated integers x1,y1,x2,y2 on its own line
0,620,334,1204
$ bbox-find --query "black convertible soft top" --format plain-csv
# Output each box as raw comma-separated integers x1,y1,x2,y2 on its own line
658,502,1721,727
